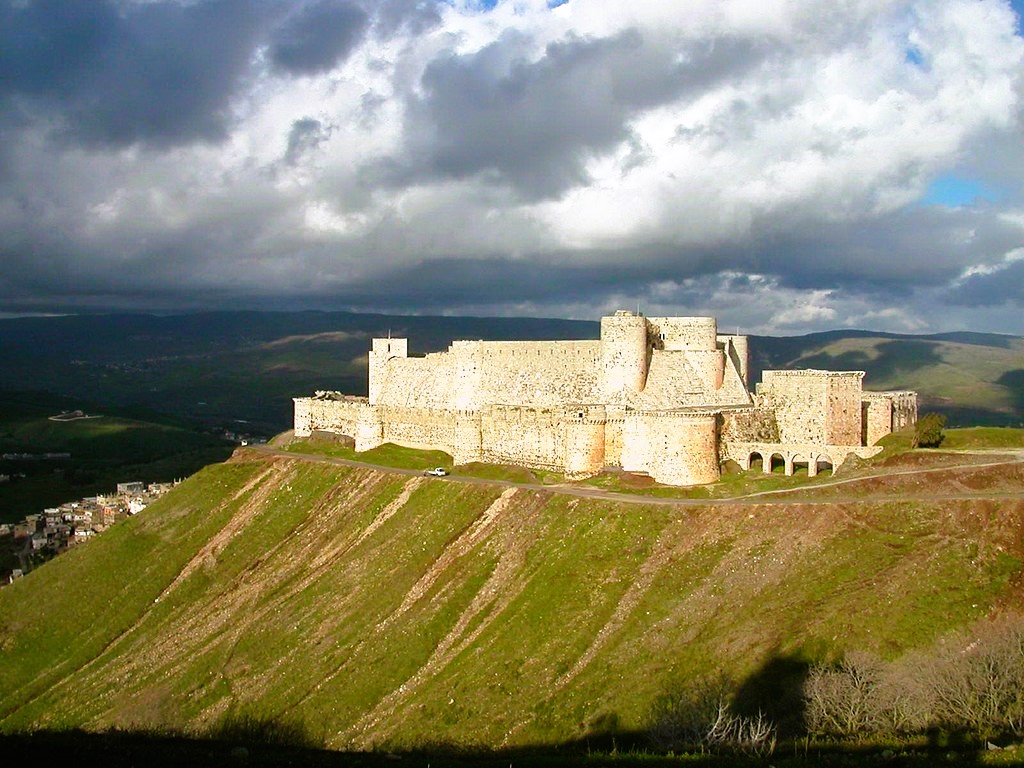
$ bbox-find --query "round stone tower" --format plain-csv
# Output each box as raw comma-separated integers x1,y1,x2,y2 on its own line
563,405,607,479
600,311,649,404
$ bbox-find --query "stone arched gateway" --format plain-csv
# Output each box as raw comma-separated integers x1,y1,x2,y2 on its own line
813,453,834,477
724,442,880,477
791,453,810,476
768,452,787,474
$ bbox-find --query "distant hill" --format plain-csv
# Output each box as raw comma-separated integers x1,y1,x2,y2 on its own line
750,330,1024,427
0,451,1021,747
0,392,232,523
0,311,1020,431
0,312,597,434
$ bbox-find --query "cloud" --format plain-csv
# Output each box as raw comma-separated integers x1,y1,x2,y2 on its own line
0,0,1023,335
0,0,269,147
388,28,768,199
268,0,368,76
946,246,1024,306
284,117,332,165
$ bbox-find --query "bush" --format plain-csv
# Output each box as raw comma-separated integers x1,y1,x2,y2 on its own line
804,650,928,738
204,711,321,749
804,616,1024,742
649,674,776,756
925,618,1024,737
913,412,947,449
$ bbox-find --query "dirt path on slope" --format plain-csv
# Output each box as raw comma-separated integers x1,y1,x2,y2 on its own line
249,446,1024,508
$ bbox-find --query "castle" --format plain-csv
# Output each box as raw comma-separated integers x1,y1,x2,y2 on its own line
293,311,917,486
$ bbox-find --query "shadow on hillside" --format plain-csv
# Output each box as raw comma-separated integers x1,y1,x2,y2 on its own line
0,727,996,767
997,369,1024,419
0,653,994,767
798,340,944,383
731,651,810,738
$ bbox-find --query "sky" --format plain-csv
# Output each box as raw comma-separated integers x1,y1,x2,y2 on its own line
1,0,1023,335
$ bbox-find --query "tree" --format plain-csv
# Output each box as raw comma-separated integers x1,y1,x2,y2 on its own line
912,412,946,449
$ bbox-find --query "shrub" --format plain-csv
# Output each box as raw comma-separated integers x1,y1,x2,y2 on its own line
649,674,776,756
204,711,321,749
804,616,1024,742
912,412,947,449
925,618,1024,738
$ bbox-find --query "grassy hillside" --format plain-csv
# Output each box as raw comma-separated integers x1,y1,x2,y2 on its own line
1,452,1021,752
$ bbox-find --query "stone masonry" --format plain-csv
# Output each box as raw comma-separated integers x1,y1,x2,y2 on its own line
294,311,918,486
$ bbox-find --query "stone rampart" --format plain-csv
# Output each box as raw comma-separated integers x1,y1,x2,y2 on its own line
375,340,602,411
369,338,407,404
622,410,719,485
468,341,602,407
826,373,863,445
720,406,780,444
758,370,864,445
293,395,371,438
295,312,916,489
380,405,458,456
600,312,648,403
479,405,566,472
646,316,718,351
861,391,918,445
720,335,749,386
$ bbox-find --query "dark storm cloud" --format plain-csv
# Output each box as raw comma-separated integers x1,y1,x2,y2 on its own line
321,254,656,309
750,206,1024,295
391,30,767,199
946,259,1024,306
284,117,331,165
268,0,369,76
300,203,1024,315
372,0,444,38
0,0,269,148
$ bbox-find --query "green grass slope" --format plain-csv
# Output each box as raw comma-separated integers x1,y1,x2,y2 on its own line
0,454,1021,750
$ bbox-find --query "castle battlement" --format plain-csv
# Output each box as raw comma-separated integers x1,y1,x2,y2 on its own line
294,312,917,486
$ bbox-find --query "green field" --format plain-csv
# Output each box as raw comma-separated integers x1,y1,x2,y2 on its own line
0,393,232,522
0,451,1020,761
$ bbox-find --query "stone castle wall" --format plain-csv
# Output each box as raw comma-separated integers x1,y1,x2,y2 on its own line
380,405,459,456
826,373,864,445
293,394,370,438
891,391,918,432
623,410,719,485
476,404,607,478
373,340,602,412
862,391,918,446
295,312,917,487
600,313,648,403
757,370,865,445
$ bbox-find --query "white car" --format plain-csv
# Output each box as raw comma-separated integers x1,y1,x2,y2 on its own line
423,467,448,477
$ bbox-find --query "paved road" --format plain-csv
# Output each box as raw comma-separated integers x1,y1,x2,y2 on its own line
248,445,1024,507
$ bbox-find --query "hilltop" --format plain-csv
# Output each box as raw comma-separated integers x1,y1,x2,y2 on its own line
0,312,1020,433
1,441,1022,754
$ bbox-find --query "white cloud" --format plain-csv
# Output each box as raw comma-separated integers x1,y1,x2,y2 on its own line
0,0,1022,333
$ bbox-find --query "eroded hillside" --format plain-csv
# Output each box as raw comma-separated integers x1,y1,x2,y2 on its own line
1,452,1022,749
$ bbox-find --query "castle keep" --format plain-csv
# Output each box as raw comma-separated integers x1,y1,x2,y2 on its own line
294,312,917,485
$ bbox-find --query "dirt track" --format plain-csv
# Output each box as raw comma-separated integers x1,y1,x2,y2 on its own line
247,445,1024,507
